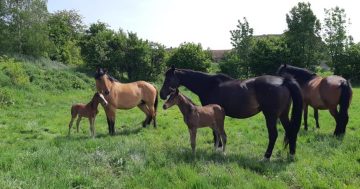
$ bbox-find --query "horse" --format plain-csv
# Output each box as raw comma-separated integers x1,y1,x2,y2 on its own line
277,64,352,136
160,65,303,160
68,92,108,137
163,88,227,155
94,68,158,135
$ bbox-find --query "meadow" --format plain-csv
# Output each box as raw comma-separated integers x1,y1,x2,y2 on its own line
0,58,359,188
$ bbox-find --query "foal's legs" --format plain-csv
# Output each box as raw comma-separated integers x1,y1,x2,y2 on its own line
68,116,76,135
314,108,320,128
189,128,197,156
89,117,95,138
263,113,278,159
76,116,82,133
218,123,227,153
304,104,308,130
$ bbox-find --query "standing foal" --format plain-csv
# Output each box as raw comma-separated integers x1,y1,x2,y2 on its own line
68,92,108,137
163,88,226,155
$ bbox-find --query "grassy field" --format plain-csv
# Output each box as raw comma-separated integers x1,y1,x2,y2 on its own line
0,59,359,188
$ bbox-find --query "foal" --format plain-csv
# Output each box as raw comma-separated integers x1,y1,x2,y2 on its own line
68,92,108,137
163,88,226,155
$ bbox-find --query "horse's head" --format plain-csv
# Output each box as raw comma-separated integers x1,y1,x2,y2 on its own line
160,65,180,100
94,92,108,107
163,88,179,110
95,68,112,96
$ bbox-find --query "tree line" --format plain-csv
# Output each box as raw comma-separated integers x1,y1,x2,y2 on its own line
1,1,360,81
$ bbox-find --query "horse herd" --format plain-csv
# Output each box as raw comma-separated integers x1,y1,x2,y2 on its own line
68,64,352,161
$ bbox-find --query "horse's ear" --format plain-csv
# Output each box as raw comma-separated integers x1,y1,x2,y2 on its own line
171,65,175,70
175,88,179,95
103,68,108,73
283,64,287,68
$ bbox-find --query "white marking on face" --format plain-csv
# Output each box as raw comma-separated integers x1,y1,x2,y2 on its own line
99,93,108,106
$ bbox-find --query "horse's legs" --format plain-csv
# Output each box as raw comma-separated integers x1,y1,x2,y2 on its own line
213,129,220,151
329,108,341,136
105,108,116,135
137,104,151,127
218,122,227,153
68,116,76,135
304,104,308,130
89,117,95,138
76,116,82,133
148,103,157,128
189,128,197,156
314,108,320,129
263,113,278,159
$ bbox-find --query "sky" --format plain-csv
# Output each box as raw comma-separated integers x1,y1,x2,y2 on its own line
47,0,360,50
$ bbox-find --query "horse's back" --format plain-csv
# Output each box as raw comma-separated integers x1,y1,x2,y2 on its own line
196,104,225,127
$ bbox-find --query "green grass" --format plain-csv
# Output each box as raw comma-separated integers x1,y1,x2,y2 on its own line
0,59,359,188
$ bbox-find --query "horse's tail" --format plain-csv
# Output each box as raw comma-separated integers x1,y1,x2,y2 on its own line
283,76,303,155
337,80,352,135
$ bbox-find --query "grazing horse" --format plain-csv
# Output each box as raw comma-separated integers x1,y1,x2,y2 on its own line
160,66,303,160
163,88,227,155
68,92,108,137
277,64,352,136
95,68,158,135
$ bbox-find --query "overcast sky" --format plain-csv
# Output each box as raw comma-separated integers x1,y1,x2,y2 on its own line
48,0,360,50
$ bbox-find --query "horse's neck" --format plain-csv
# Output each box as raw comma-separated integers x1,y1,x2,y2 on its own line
87,100,99,110
177,95,195,118
176,70,211,97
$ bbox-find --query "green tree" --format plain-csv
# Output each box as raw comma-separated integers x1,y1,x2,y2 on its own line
249,36,289,75
167,42,211,72
220,17,253,78
48,10,85,64
285,2,322,69
323,6,351,75
1,0,51,56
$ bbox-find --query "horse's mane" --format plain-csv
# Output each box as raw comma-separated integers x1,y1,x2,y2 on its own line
279,65,317,86
176,69,233,81
107,74,119,83
180,92,197,106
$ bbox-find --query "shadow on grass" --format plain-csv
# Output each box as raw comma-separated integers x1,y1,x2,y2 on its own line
164,147,292,174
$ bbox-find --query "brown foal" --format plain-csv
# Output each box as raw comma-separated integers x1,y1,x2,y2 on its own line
68,92,108,137
163,88,226,155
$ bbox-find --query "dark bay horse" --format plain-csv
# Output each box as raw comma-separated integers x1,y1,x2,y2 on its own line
160,66,303,160
277,64,352,136
95,68,158,135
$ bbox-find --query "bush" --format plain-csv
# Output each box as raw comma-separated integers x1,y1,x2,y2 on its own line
167,42,211,72
0,56,30,86
0,88,15,106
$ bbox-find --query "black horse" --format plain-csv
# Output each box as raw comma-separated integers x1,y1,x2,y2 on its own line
160,66,303,159
277,64,352,136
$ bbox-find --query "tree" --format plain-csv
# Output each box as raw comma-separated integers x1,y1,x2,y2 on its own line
220,17,253,78
166,42,211,72
323,6,351,75
48,10,85,64
285,2,322,69
249,36,289,76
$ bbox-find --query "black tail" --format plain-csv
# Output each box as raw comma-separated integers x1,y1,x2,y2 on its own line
337,80,352,135
283,76,303,155
154,89,159,113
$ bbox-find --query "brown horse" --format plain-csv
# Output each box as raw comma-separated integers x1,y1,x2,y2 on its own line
277,64,352,136
94,68,158,135
68,92,108,137
163,88,226,155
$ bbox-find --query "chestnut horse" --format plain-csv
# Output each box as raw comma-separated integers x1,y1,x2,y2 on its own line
277,64,352,136
95,68,158,135
163,88,226,155
68,92,108,137
160,66,303,160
